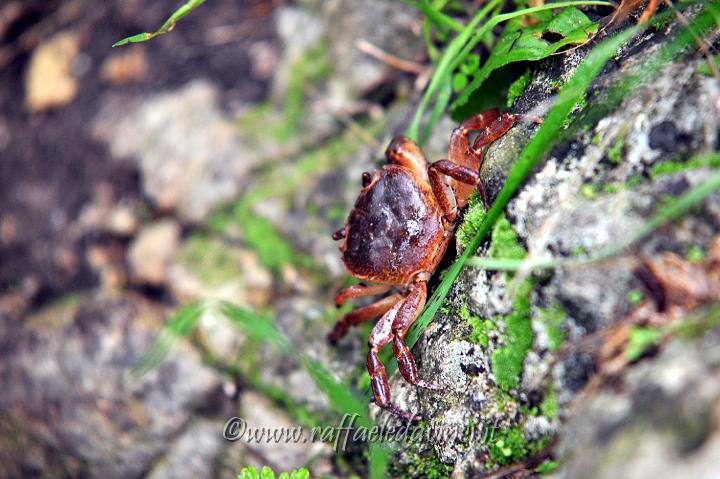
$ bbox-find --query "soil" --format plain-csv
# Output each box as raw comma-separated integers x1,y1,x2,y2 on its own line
0,0,278,304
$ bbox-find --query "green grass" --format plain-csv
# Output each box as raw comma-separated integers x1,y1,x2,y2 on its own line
405,0,613,144
113,0,206,46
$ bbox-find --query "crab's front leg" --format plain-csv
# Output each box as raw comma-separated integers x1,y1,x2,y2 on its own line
449,108,525,209
428,159,480,224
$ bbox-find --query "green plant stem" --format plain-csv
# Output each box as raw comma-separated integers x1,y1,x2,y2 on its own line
466,164,720,271
407,0,614,144
402,0,465,32
406,0,503,142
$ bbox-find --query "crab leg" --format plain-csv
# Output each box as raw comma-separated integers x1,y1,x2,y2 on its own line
390,279,441,392
448,108,503,208
334,283,393,307
328,292,403,343
367,278,440,420
367,301,415,419
428,159,482,223
471,113,522,153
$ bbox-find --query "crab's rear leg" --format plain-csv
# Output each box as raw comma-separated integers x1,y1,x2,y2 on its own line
334,283,392,307
367,301,417,420
389,278,441,391
367,277,439,420
329,292,402,343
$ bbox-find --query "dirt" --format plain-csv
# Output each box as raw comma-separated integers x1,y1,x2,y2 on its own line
0,0,278,305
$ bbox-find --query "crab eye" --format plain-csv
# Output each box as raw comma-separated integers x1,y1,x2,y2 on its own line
361,172,372,187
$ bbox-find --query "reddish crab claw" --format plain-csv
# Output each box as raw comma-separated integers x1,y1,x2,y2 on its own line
329,108,524,419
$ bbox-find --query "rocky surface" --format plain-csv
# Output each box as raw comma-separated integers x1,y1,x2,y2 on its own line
385,15,720,478
0,293,225,478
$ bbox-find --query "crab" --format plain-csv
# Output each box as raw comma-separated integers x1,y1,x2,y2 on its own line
329,108,527,419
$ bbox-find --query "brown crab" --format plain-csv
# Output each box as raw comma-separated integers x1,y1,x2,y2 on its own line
329,108,526,419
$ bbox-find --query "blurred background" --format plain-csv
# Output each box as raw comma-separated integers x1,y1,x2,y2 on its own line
2,1,720,478
0,0,431,477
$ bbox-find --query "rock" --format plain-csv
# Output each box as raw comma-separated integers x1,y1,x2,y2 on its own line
25,31,80,112
387,20,720,476
322,0,421,99
555,323,720,479
128,220,181,285
147,420,228,479
236,391,333,472
100,46,149,85
0,293,224,478
93,81,260,221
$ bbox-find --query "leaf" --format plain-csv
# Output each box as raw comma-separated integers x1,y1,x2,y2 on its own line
112,0,206,47
260,466,276,479
452,7,599,111
453,72,469,91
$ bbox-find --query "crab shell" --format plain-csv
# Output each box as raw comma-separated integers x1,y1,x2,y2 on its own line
338,164,449,286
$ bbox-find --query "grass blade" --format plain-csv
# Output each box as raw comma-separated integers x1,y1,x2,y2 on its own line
407,0,614,143
466,157,720,272
112,0,206,47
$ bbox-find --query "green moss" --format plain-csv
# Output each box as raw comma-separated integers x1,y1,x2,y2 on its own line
506,69,532,108
607,135,624,164
603,182,621,194
491,279,533,390
237,41,331,144
459,297,494,347
489,215,526,261
234,201,307,273
696,55,719,76
625,326,660,361
536,305,566,352
177,234,245,284
400,437,453,479
580,183,597,200
281,40,331,142
486,425,529,466
456,192,487,251
536,460,559,475
488,216,533,391
626,175,643,188
687,244,705,263
627,289,643,305
540,390,558,420
650,153,720,178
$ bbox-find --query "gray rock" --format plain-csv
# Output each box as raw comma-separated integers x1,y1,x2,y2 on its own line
127,219,181,286
147,420,228,479
555,324,720,479
93,81,259,222
386,20,720,477
0,294,224,478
